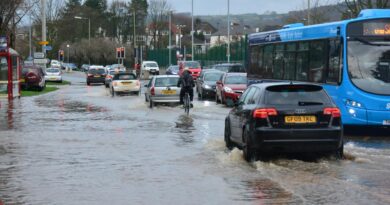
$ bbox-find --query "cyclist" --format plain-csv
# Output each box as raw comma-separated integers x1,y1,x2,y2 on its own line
177,68,194,108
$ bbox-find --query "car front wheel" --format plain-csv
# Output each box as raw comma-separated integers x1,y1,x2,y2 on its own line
224,119,233,149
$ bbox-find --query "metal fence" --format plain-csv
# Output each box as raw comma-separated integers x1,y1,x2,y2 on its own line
146,36,248,68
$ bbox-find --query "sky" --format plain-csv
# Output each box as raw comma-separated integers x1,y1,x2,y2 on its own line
159,0,331,15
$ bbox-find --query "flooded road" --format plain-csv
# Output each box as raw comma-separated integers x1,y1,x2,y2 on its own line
1,72,390,204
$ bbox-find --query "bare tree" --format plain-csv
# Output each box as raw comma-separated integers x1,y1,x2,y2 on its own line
284,0,338,25
0,0,38,47
148,0,171,49
343,0,390,18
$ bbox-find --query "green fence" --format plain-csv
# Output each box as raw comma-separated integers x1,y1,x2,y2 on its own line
146,36,248,68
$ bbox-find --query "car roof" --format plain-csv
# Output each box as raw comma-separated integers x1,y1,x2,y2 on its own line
214,63,242,66
250,82,322,89
224,72,247,76
153,75,179,78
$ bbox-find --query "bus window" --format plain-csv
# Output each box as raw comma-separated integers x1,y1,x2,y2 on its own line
296,42,309,81
263,45,274,78
327,39,342,84
249,46,260,76
284,43,296,80
309,41,326,83
273,44,284,79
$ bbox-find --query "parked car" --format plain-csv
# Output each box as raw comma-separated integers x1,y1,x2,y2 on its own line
224,82,343,161
145,75,181,108
196,70,224,100
212,63,246,73
21,65,46,91
107,64,126,72
178,61,202,80
62,63,78,71
44,67,62,83
216,73,247,106
81,64,90,72
86,66,106,85
141,61,159,75
109,72,140,96
166,65,179,75
50,60,61,68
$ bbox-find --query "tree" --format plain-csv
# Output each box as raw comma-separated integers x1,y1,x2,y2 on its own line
148,0,171,49
284,0,336,25
0,0,37,47
343,0,390,18
84,0,107,13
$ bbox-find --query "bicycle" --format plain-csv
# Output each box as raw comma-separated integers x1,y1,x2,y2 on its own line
183,92,191,115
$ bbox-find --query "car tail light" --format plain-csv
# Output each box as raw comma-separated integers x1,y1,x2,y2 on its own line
323,107,341,118
87,74,93,77
151,87,155,96
253,108,278,119
107,75,112,79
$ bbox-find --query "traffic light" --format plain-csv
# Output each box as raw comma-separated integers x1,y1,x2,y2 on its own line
120,47,125,58
59,50,64,61
116,48,121,59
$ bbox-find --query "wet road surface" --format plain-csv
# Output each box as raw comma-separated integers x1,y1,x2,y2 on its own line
0,72,390,204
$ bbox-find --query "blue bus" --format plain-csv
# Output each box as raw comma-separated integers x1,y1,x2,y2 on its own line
247,9,390,129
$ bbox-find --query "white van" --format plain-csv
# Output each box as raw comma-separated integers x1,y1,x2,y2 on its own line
141,61,159,75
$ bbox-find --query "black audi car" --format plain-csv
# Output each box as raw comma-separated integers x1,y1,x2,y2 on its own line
224,82,343,161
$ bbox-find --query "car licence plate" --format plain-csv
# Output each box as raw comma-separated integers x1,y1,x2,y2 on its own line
383,120,390,125
285,116,317,124
50,77,57,80
94,75,100,77
121,82,132,85
162,90,176,95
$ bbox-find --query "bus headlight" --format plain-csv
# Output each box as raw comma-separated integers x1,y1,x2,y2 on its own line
345,99,364,108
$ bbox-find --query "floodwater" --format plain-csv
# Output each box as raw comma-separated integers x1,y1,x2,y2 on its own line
0,72,390,204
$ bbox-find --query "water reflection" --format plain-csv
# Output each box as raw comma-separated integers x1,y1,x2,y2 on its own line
174,114,195,145
0,99,22,130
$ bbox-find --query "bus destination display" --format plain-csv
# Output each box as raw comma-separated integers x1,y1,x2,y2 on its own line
363,22,390,35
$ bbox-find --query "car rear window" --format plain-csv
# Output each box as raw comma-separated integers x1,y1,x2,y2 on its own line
89,69,105,74
183,61,200,68
204,72,223,81
225,75,247,84
265,85,331,105
47,68,60,73
154,77,179,87
114,74,136,80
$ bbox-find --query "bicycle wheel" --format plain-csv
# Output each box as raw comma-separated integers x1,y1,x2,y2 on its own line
184,93,190,115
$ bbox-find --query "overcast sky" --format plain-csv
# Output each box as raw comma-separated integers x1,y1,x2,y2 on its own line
160,0,339,15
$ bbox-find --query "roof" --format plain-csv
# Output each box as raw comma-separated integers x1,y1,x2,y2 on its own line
249,81,323,89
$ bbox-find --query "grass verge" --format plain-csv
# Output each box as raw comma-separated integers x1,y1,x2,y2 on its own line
46,80,71,86
21,86,59,97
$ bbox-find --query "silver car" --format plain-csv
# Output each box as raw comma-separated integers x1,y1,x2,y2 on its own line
145,75,181,108
45,67,62,82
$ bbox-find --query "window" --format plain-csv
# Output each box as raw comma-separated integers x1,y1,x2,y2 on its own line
327,39,342,84
296,42,309,81
265,85,330,105
0,57,8,81
309,41,326,83
263,45,274,79
250,46,259,75
154,77,179,87
284,43,297,80
273,44,284,79
12,56,18,81
243,87,257,105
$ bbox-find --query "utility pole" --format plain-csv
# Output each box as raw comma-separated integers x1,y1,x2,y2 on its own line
134,9,137,66
169,11,172,66
227,0,230,63
41,0,46,54
191,0,194,61
307,0,311,25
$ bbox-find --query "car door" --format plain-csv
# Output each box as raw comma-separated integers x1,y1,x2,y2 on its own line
145,77,154,100
236,87,261,144
230,87,255,143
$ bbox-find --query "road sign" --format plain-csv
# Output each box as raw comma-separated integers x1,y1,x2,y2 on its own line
44,45,52,51
33,58,48,64
39,41,49,45
34,52,45,59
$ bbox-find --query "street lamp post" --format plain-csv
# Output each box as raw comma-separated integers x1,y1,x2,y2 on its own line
191,0,194,61
227,0,230,63
66,44,70,64
169,11,172,66
74,16,90,64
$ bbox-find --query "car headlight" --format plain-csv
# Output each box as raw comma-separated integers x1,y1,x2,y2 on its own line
224,87,234,93
203,84,211,89
345,99,364,108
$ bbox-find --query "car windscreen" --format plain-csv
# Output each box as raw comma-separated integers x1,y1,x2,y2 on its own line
204,72,223,82
265,85,331,105
145,63,158,67
184,61,200,68
225,75,247,84
114,74,136,80
47,68,60,73
154,77,179,87
88,69,105,74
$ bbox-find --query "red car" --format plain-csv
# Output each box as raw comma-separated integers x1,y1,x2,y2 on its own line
178,61,201,80
21,65,46,91
216,73,247,105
